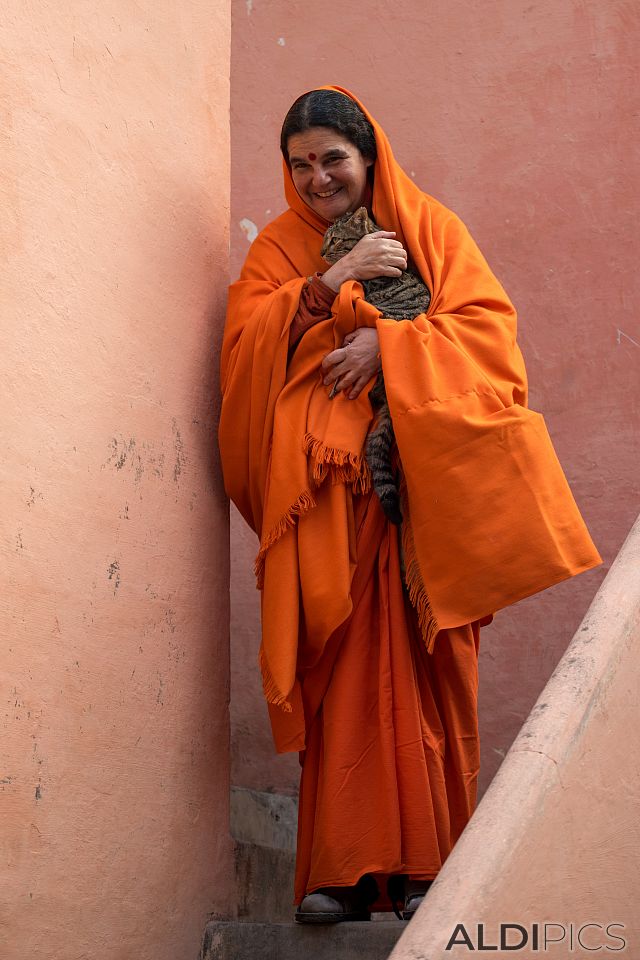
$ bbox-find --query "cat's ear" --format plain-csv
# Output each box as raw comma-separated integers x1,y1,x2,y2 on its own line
353,207,368,222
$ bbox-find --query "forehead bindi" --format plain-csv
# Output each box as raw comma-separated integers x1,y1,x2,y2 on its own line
289,147,351,166
287,130,353,164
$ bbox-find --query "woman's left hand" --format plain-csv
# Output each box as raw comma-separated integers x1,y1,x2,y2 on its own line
321,328,381,400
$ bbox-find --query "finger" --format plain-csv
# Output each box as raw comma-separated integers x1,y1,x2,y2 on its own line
348,375,370,400
328,373,352,398
342,333,364,349
321,347,348,372
336,369,358,392
368,230,396,239
323,360,350,385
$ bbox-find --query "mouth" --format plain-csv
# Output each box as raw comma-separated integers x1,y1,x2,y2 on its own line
314,187,342,200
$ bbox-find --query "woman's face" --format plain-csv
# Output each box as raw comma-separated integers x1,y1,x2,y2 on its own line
287,127,373,221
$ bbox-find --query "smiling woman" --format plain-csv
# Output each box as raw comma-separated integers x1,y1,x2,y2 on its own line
219,86,600,926
283,111,407,315
287,130,372,219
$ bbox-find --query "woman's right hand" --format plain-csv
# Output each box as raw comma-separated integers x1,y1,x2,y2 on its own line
322,232,408,291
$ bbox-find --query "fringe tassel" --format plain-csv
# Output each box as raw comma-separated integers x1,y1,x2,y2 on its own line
254,434,370,590
254,490,316,589
401,493,439,653
259,644,293,713
303,432,371,493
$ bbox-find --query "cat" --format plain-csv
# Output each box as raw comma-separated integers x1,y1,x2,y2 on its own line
321,206,431,525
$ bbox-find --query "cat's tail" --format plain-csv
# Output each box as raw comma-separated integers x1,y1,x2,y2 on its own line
365,379,402,526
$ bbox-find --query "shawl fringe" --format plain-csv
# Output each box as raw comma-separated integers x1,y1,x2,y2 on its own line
259,644,293,712
401,489,439,653
254,435,371,591
303,432,372,493
254,490,316,589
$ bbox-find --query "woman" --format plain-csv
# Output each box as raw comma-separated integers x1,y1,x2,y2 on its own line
219,87,600,923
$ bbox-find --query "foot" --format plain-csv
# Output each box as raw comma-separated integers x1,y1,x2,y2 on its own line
387,875,432,920
294,876,378,924
402,879,432,920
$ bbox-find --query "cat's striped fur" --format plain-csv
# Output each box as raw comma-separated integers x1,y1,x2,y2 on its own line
321,207,431,524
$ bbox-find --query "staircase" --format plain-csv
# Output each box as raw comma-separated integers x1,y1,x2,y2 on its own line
206,517,640,958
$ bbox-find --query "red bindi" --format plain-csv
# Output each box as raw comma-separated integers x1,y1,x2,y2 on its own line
308,152,317,161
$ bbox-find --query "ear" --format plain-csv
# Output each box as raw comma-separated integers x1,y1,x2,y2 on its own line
353,207,367,222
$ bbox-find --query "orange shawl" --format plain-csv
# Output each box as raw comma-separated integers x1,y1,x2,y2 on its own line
219,86,600,746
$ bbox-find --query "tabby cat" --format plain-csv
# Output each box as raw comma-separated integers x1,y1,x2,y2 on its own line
321,207,431,525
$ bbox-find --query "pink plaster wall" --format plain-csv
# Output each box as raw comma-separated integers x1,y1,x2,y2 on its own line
2,3,232,958
229,0,639,799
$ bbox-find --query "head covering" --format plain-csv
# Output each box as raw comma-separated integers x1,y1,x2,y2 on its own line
219,86,600,743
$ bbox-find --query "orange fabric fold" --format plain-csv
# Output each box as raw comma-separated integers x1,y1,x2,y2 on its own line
294,489,481,905
219,85,601,746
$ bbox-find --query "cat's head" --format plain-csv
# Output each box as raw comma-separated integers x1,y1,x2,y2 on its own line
320,206,380,264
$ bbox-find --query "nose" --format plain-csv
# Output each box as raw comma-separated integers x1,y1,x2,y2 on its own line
310,165,331,190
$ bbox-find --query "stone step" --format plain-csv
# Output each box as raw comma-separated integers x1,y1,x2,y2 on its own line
201,919,405,960
230,786,298,923
234,840,296,922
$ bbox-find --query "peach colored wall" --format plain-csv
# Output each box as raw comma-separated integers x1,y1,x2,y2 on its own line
390,513,640,959
1,3,232,958
229,0,639,798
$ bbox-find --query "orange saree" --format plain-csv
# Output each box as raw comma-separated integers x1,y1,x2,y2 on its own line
293,488,481,904
219,86,601,904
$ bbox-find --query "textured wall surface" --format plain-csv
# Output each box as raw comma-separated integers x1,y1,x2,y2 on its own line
1,2,232,958
229,0,638,798
390,515,640,960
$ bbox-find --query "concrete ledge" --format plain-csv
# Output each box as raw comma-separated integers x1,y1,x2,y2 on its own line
390,514,640,959
201,919,405,960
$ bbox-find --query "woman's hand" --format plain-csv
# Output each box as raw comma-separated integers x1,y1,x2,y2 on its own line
322,232,408,292
321,327,381,400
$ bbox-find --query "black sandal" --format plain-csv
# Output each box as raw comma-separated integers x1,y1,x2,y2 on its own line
387,875,433,921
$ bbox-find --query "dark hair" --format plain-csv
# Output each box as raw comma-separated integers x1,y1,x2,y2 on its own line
280,90,377,164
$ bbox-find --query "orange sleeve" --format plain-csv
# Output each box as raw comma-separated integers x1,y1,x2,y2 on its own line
288,274,336,348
